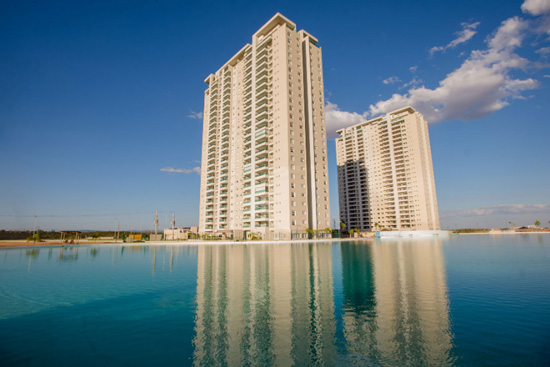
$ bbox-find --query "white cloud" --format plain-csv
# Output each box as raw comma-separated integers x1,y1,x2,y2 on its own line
369,15,541,123
382,76,401,84
325,102,367,139
430,22,480,56
544,74,550,77
536,46,550,55
187,111,203,120
441,204,550,218
409,66,418,73
400,77,423,89
521,0,550,16
488,16,528,51
160,166,201,174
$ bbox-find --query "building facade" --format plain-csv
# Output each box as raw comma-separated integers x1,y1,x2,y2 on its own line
198,14,331,240
336,107,439,231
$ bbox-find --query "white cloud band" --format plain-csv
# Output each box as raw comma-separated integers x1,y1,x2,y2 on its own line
160,167,201,174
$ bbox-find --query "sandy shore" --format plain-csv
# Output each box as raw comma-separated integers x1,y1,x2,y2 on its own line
0,240,120,248
2,231,548,248
0,238,364,248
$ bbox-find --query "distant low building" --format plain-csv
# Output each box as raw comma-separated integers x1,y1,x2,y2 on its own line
164,227,199,240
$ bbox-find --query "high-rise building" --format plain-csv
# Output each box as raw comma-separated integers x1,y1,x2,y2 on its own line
198,13,331,240
336,106,439,231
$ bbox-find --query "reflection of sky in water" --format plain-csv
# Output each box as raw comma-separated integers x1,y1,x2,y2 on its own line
1,235,549,366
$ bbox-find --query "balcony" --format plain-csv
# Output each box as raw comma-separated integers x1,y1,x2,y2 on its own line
256,86,269,97
255,106,268,118
255,130,268,139
256,119,269,131
256,139,269,149
256,147,268,157
255,163,269,173
256,37,271,51
255,156,268,164
256,67,268,79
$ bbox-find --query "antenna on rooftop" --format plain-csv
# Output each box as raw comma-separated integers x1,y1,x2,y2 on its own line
154,210,159,235
171,211,175,241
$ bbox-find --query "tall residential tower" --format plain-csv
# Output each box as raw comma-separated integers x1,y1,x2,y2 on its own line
199,14,330,240
336,107,440,231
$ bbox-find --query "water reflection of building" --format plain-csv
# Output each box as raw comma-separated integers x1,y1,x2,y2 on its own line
340,239,453,365
193,243,336,366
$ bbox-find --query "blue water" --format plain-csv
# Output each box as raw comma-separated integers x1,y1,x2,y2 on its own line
1,235,549,366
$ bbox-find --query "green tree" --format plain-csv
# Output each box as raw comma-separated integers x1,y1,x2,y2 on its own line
535,220,541,227
26,233,40,243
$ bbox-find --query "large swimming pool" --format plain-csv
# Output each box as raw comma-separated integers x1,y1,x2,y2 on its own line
1,234,549,366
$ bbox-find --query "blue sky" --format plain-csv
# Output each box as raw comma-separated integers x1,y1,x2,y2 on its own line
1,0,549,231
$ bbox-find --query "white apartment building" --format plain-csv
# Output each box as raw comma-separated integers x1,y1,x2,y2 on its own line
198,13,331,240
336,107,440,231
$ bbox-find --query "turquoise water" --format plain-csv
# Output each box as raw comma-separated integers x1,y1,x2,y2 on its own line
1,235,549,366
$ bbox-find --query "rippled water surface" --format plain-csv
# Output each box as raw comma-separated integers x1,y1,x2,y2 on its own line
1,235,549,366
